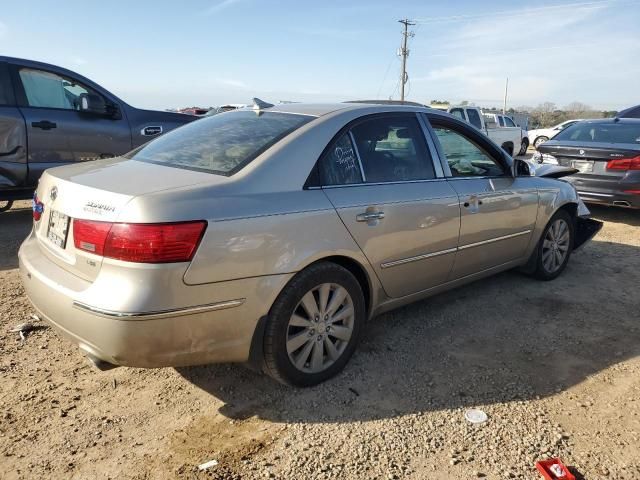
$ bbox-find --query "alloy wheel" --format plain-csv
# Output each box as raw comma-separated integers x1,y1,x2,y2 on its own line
542,219,570,273
286,283,354,374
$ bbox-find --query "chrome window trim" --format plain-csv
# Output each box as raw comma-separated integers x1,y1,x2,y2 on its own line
457,230,532,250
381,247,457,269
416,113,445,178
348,130,367,182
72,298,245,320
577,191,613,198
319,177,451,189
380,230,532,269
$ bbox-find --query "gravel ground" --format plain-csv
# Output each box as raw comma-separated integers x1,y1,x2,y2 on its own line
1,199,639,480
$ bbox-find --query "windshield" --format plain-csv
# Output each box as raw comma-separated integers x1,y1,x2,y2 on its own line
128,111,313,175
553,122,640,144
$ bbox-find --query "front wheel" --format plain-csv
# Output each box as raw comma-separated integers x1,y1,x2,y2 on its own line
0,200,13,213
263,262,365,387
530,210,574,281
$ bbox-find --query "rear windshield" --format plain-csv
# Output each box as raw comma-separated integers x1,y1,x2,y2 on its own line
128,111,313,175
554,122,640,144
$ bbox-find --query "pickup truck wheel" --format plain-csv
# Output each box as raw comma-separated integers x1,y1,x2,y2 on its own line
518,138,529,156
263,262,365,387
534,136,549,148
0,200,13,213
530,210,574,281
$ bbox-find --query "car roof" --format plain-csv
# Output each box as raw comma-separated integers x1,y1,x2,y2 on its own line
249,102,432,118
573,118,640,125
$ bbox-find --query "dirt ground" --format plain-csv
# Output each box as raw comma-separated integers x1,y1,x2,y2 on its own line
1,199,639,480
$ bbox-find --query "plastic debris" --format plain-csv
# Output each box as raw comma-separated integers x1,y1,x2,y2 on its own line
464,409,489,424
10,323,36,341
535,458,576,480
198,459,218,471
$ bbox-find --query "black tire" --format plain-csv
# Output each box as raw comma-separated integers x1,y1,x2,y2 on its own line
0,200,13,213
530,209,574,281
533,136,549,149
263,262,365,387
518,138,529,156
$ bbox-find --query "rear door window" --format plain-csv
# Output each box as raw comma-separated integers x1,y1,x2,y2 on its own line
449,108,465,121
318,133,363,185
0,63,14,105
350,115,435,183
129,111,313,175
498,116,505,127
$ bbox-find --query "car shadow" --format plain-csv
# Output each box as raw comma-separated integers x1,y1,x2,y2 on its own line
587,204,640,227
177,238,640,423
0,206,33,271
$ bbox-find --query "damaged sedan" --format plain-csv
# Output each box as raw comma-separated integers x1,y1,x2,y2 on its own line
19,101,601,386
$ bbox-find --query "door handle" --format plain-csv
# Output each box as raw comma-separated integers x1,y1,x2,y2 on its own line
356,211,385,222
31,120,57,130
463,196,483,209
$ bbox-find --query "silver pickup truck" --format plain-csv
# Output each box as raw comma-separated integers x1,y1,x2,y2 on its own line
448,106,526,157
0,56,196,211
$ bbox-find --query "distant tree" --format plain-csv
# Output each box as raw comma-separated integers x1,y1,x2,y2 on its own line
531,102,557,128
564,101,591,114
460,100,469,106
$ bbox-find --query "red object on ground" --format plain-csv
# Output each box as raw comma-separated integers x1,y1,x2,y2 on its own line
535,458,576,480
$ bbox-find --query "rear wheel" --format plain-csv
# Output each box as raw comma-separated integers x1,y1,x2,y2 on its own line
0,200,13,213
533,136,549,148
263,262,365,387
530,210,574,281
518,138,529,156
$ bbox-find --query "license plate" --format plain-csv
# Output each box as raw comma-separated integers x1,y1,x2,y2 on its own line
571,160,594,173
47,210,70,248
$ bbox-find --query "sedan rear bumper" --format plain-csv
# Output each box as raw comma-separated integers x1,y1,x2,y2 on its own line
566,176,640,208
18,231,291,368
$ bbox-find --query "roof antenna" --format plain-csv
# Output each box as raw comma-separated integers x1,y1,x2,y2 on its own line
252,98,274,111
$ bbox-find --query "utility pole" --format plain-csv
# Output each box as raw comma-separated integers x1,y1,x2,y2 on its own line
398,19,415,102
503,77,509,114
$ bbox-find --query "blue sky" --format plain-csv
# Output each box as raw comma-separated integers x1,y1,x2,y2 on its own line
1,0,638,110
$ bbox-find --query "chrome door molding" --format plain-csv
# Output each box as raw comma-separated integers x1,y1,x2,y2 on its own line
380,230,531,270
458,229,532,250
381,247,458,269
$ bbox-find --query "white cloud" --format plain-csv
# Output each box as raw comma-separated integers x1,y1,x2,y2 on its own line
217,78,248,89
403,0,637,108
204,0,241,15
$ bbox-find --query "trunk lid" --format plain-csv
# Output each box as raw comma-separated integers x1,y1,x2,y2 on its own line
33,157,218,281
539,141,639,178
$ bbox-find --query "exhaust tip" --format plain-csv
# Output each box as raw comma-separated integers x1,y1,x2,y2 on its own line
613,200,631,207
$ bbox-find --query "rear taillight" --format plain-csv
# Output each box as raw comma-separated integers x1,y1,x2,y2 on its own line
73,220,206,263
606,155,640,171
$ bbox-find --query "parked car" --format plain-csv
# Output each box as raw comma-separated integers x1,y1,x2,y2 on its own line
0,56,196,211
483,113,529,155
528,119,583,149
617,104,640,118
534,118,640,209
448,106,525,157
19,102,601,387
205,104,249,116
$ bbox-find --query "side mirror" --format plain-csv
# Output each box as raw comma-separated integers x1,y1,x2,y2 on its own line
79,93,107,115
512,158,533,177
